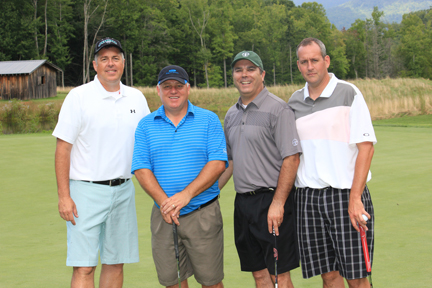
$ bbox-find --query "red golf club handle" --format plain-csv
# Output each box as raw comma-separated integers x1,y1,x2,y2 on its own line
360,225,371,272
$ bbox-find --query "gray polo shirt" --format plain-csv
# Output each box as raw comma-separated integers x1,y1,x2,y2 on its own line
224,87,302,193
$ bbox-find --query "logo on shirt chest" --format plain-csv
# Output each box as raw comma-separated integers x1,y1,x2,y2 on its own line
130,109,136,113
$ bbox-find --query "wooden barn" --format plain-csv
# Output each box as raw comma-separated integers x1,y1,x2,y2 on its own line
0,60,63,100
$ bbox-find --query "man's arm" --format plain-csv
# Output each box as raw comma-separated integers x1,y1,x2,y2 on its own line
218,160,233,190
134,168,178,224
55,138,78,225
348,141,374,232
161,160,226,220
267,153,300,235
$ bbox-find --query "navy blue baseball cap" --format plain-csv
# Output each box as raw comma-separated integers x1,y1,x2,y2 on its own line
94,37,124,55
158,65,189,85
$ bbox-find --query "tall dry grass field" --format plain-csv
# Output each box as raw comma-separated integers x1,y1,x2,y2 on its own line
1,78,431,134
17,78,432,120
134,78,432,120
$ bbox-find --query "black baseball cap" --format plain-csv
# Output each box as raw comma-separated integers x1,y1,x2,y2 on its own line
94,37,124,55
158,65,189,85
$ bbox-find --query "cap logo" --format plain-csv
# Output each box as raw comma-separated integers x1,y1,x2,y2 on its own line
166,69,179,75
242,52,250,57
98,39,117,47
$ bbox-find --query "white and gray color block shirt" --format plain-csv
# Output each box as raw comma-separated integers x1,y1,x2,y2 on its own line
288,73,377,189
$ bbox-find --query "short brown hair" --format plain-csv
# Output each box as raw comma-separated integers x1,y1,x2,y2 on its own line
296,38,326,59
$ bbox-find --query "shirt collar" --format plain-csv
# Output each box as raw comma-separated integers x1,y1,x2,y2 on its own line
154,100,195,120
94,75,126,99
303,73,338,100
235,87,268,110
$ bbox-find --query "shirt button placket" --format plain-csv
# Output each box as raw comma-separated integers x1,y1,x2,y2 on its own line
241,112,247,133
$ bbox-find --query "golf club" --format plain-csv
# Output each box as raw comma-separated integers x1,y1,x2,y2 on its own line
173,222,181,288
273,227,278,288
360,214,373,287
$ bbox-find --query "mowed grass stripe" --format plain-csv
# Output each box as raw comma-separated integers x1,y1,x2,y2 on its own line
0,119,431,287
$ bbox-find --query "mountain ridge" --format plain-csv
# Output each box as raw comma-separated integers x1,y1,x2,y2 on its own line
294,0,432,29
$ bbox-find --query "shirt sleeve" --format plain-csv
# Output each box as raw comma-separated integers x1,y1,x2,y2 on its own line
131,117,152,174
207,112,229,167
273,106,302,159
349,89,377,145
52,90,81,144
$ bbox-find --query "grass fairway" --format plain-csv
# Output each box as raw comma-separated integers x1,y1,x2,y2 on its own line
0,118,431,287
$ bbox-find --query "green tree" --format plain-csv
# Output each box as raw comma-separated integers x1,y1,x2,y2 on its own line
398,13,432,78
260,3,289,85
183,0,211,88
46,0,74,71
363,7,396,79
208,0,237,87
327,25,349,79
344,19,367,79
288,2,332,83
0,0,37,61
231,0,265,52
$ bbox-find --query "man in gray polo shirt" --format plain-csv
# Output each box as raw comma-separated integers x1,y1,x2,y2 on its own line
219,51,302,288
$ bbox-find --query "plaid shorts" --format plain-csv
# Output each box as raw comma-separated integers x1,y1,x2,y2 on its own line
295,186,374,280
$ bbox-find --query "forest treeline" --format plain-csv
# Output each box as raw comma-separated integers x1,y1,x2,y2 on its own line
1,0,431,87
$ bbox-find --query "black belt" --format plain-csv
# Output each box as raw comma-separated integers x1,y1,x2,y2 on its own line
181,195,220,217
82,178,130,186
241,187,276,196
198,195,219,210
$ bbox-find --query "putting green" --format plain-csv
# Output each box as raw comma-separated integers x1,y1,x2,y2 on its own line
0,123,430,287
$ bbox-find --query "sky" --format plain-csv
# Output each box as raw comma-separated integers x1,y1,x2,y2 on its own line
292,0,350,9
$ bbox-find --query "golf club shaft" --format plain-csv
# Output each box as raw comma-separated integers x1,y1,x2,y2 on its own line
273,227,278,288
173,223,181,288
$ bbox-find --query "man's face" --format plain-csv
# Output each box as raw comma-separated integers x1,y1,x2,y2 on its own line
92,46,124,90
297,42,330,88
157,79,190,115
232,60,265,104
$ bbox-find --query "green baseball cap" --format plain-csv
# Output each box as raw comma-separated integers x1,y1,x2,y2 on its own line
231,51,264,70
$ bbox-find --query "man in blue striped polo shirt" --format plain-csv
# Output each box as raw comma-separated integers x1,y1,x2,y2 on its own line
131,65,228,288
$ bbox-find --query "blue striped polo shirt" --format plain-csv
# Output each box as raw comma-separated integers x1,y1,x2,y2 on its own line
131,101,228,215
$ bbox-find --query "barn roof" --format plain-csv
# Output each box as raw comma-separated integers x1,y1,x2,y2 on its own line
0,60,62,75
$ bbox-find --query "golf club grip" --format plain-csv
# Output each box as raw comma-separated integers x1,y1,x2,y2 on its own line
360,226,371,272
173,223,179,258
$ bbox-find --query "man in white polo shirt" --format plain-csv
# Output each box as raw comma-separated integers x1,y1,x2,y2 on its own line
53,37,150,288
288,37,376,288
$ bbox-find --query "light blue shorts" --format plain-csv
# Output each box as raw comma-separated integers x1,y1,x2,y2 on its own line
66,179,139,267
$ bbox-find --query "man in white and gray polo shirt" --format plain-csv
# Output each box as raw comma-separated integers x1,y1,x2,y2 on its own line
288,37,376,288
219,51,302,288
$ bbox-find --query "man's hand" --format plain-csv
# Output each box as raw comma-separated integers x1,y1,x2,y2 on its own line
159,207,179,225
267,154,299,236
160,191,193,226
55,138,75,224
58,196,78,225
349,141,374,232
267,199,284,236
348,197,370,232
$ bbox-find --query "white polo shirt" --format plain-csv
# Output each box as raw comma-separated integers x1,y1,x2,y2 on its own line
53,75,150,181
288,74,377,189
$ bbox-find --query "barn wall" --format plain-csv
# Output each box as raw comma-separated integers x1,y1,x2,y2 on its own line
0,74,30,100
0,64,58,100
27,65,58,100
